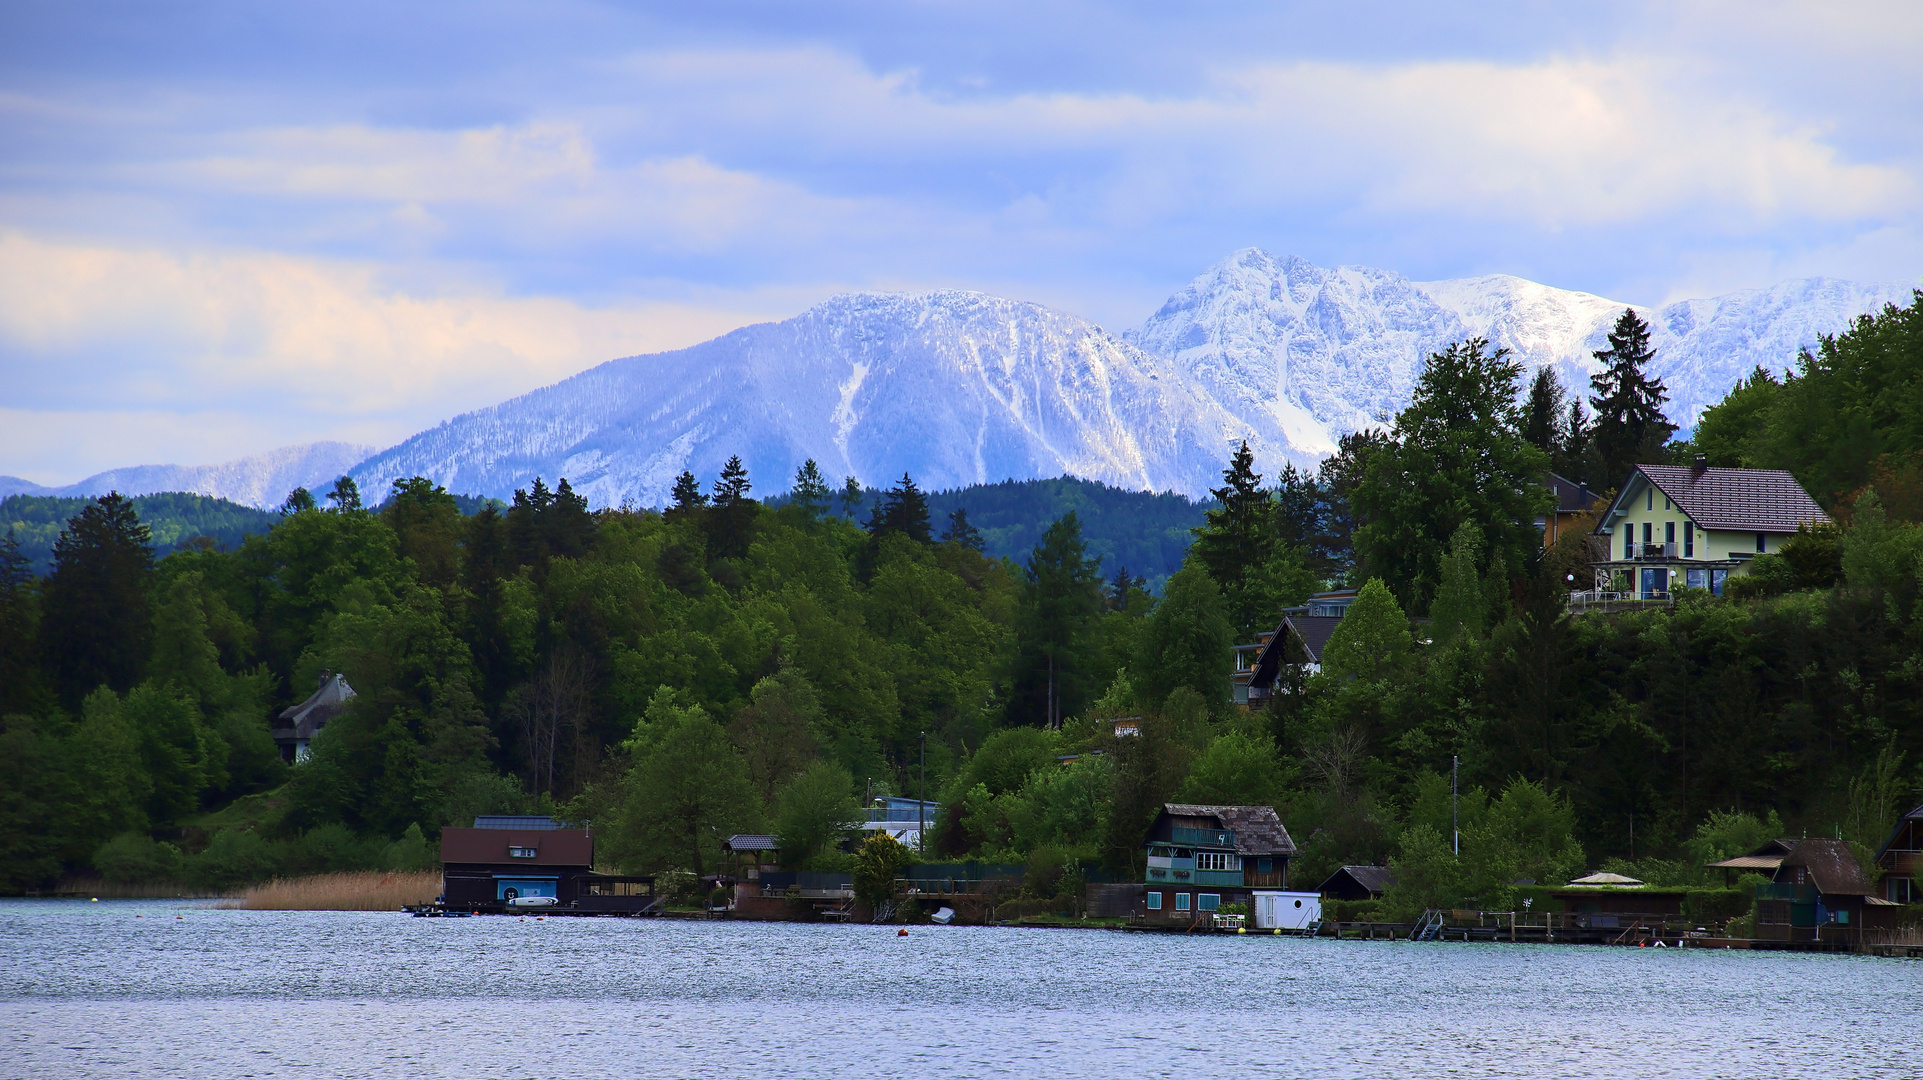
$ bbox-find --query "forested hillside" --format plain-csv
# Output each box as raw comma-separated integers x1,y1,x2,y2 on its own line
2,295,1920,920
1,493,280,575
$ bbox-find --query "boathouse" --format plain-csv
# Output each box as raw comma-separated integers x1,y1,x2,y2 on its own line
439,815,656,913
1550,872,1688,928
1139,804,1297,924
1755,838,1874,943
1319,865,1396,902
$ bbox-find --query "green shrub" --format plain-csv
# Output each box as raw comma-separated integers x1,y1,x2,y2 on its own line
1684,888,1751,927
293,823,381,874
92,833,184,883
187,828,282,890
381,823,436,872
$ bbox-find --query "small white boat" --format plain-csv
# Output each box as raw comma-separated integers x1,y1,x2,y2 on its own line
930,906,955,925
507,895,559,909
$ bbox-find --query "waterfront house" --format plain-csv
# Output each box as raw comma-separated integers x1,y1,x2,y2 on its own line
271,671,355,763
1705,838,1799,887
1587,459,1829,601
1754,839,1873,943
1319,865,1397,902
440,815,655,913
1873,802,1923,905
1139,804,1297,924
1551,872,1688,927
1238,612,1344,705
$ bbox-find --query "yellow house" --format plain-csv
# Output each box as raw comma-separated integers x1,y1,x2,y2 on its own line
1590,456,1829,600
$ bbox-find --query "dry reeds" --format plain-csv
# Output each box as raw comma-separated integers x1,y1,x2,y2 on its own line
232,871,441,911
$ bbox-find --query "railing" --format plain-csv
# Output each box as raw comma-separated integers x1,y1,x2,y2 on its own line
865,808,940,823
1625,541,1678,560
1566,592,1676,613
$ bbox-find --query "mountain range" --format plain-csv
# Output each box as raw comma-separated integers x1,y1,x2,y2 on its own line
17,252,1915,506
0,442,374,511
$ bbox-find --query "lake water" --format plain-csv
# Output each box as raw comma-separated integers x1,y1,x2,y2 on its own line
1,899,1918,1079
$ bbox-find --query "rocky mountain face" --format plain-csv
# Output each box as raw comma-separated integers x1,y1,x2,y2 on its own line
17,254,1907,510
0,441,374,509
1131,248,1913,452
351,290,1303,507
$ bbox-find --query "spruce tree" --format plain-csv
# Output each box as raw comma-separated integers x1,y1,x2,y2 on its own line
867,473,932,544
1007,512,1104,727
1190,441,1277,639
940,507,984,551
1589,308,1677,486
706,457,757,560
1557,397,1595,485
667,470,707,522
43,493,155,707
790,460,832,520
1523,367,1564,456
839,476,864,519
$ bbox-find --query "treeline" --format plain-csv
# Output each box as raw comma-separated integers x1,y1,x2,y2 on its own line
1,492,281,575
3,296,1920,917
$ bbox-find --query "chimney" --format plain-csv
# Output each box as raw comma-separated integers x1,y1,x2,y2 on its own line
1692,454,1707,476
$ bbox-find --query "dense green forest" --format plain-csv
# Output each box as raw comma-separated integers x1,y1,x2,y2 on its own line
1,493,281,575
2,296,1920,921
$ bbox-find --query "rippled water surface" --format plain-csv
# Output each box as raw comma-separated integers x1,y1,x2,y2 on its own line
1,899,1918,1079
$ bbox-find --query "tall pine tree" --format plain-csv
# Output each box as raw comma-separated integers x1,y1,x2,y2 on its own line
1589,308,1677,486
1523,367,1564,456
43,493,154,707
1007,512,1104,727
1190,441,1277,639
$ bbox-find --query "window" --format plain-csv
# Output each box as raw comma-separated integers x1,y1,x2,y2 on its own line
1664,495,1672,510
1710,569,1729,597
1624,530,1633,559
1195,852,1241,872
1175,893,1191,911
1256,858,1273,874
1757,532,1767,552
1684,521,1694,557
1646,488,1653,511
1665,522,1675,547
1891,878,1915,905
1198,894,1221,911
1146,891,1163,911
508,847,537,859
1642,522,1652,546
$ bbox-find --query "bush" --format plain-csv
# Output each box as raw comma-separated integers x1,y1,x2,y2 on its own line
187,829,282,891
291,823,381,875
92,833,184,883
1684,888,1751,927
853,831,911,907
381,823,436,872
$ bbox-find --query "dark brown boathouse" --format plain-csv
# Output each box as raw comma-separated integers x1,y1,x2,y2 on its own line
438,815,656,914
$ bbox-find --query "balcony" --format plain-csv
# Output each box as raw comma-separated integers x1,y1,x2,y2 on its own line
1624,541,1678,560
1170,825,1235,847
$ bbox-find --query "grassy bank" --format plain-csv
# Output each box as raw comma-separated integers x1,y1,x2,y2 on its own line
230,871,441,911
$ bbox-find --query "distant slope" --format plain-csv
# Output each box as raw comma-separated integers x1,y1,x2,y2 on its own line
351,290,1308,506
927,476,1209,591
2,493,282,574
0,442,375,509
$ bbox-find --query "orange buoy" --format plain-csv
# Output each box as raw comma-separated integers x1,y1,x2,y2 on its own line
897,928,909,936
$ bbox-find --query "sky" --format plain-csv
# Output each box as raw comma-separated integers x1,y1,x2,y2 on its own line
1,0,1919,484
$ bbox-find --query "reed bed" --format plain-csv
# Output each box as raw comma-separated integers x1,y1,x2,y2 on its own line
231,871,441,911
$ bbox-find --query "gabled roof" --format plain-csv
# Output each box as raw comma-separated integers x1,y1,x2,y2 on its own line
1706,837,1798,871
1246,614,1344,688
272,672,356,741
1566,871,1643,887
1873,803,1923,861
1597,464,1829,534
1548,473,1604,515
474,815,562,830
1776,838,1872,896
1321,865,1397,894
1161,804,1298,857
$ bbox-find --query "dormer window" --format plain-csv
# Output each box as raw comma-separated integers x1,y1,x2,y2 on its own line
508,846,538,859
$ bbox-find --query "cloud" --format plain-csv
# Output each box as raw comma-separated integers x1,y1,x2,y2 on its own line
0,231,800,481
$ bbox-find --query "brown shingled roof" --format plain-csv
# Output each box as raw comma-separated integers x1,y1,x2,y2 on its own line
1776,838,1872,896
1630,465,1830,533
1164,803,1299,856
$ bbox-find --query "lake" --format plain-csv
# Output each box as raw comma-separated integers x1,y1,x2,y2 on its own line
1,899,1917,1079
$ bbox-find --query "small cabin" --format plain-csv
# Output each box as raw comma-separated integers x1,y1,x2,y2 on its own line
1550,872,1688,927
439,815,655,913
1319,865,1397,902
1138,803,1297,924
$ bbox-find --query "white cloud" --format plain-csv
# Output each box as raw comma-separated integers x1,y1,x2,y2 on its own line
0,232,803,481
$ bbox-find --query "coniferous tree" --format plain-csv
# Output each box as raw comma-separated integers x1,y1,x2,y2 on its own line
790,460,832,520
940,507,984,551
1190,441,1276,639
866,473,932,544
1523,367,1564,456
1556,397,1596,486
706,457,757,560
462,504,515,705
42,493,154,707
667,470,708,521
1007,512,1104,727
838,476,864,519
1589,308,1677,486
0,530,48,718
325,476,363,513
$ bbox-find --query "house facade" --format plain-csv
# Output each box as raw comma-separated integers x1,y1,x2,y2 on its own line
1236,593,1351,706
270,671,356,762
1873,803,1923,905
1754,838,1873,943
1589,459,1830,601
1138,803,1297,923
1540,473,1606,549
440,815,656,913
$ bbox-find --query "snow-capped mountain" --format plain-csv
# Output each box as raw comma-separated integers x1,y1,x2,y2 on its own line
0,442,374,508
351,291,1309,507
1131,249,1913,450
